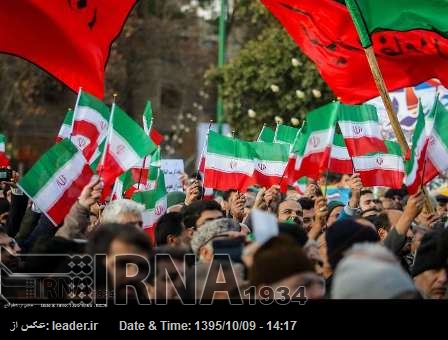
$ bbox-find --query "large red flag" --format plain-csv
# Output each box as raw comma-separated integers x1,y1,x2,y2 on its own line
0,0,136,99
261,0,448,104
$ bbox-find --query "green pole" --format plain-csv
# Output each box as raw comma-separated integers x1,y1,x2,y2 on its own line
217,0,226,134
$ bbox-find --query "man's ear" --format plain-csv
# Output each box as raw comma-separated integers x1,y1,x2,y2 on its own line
167,234,177,246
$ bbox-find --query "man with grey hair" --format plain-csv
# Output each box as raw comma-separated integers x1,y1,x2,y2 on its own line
101,199,145,227
190,218,245,263
331,243,419,299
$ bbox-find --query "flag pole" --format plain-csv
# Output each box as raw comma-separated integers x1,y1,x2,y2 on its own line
197,120,213,182
364,47,434,212
137,116,154,189
345,0,433,212
99,93,117,177
70,87,82,138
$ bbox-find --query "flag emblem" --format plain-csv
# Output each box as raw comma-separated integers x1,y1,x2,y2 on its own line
310,136,321,148
257,162,267,171
116,144,125,155
230,160,238,169
155,205,165,216
77,137,87,148
376,157,384,166
352,125,363,135
56,175,68,187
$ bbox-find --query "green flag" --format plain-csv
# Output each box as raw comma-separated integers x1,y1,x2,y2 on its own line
346,0,448,48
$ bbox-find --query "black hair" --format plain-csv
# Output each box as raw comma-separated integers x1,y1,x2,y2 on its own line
181,200,223,229
154,212,184,246
278,222,308,247
87,223,152,256
222,190,237,202
298,197,315,210
147,246,193,284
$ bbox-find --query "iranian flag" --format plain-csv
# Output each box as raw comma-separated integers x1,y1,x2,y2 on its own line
132,171,167,241
0,134,9,167
56,108,74,143
337,104,387,157
274,124,300,146
285,102,339,182
122,147,161,199
142,100,164,146
252,141,290,188
71,90,110,163
423,99,448,183
204,131,255,192
353,141,404,188
405,102,429,194
18,139,93,225
292,177,308,194
98,104,157,199
257,125,275,143
329,134,353,174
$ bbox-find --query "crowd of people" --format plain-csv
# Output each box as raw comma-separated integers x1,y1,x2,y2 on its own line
1,170,448,302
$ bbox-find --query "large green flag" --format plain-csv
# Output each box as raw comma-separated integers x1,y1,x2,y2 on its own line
346,0,448,48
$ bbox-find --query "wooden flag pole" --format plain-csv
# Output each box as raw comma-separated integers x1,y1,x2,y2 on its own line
364,46,434,213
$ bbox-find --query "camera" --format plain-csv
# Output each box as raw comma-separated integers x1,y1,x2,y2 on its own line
0,168,12,181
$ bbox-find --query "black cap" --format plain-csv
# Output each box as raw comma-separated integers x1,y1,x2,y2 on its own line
411,228,448,277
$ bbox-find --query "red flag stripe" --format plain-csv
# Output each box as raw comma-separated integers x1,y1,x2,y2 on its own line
47,164,93,225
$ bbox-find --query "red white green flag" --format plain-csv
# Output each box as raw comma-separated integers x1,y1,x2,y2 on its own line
98,104,157,198
337,103,387,157
353,140,404,188
405,102,429,194
0,134,10,167
252,141,290,188
204,131,255,192
285,102,339,182
56,108,74,143
71,90,110,164
329,133,353,174
422,99,448,183
142,100,164,146
18,139,93,225
132,171,167,239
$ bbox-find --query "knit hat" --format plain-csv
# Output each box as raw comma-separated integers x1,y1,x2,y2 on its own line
248,234,314,287
327,200,344,217
190,218,241,256
325,219,380,271
411,228,448,277
167,191,186,208
331,244,417,299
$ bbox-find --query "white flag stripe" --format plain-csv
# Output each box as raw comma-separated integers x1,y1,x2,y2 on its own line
109,129,143,170
254,159,288,177
32,152,87,212
142,196,167,227
338,121,383,139
353,154,405,172
205,153,254,176
428,132,448,172
0,143,5,153
331,145,350,160
58,124,72,139
303,128,335,157
74,106,109,136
